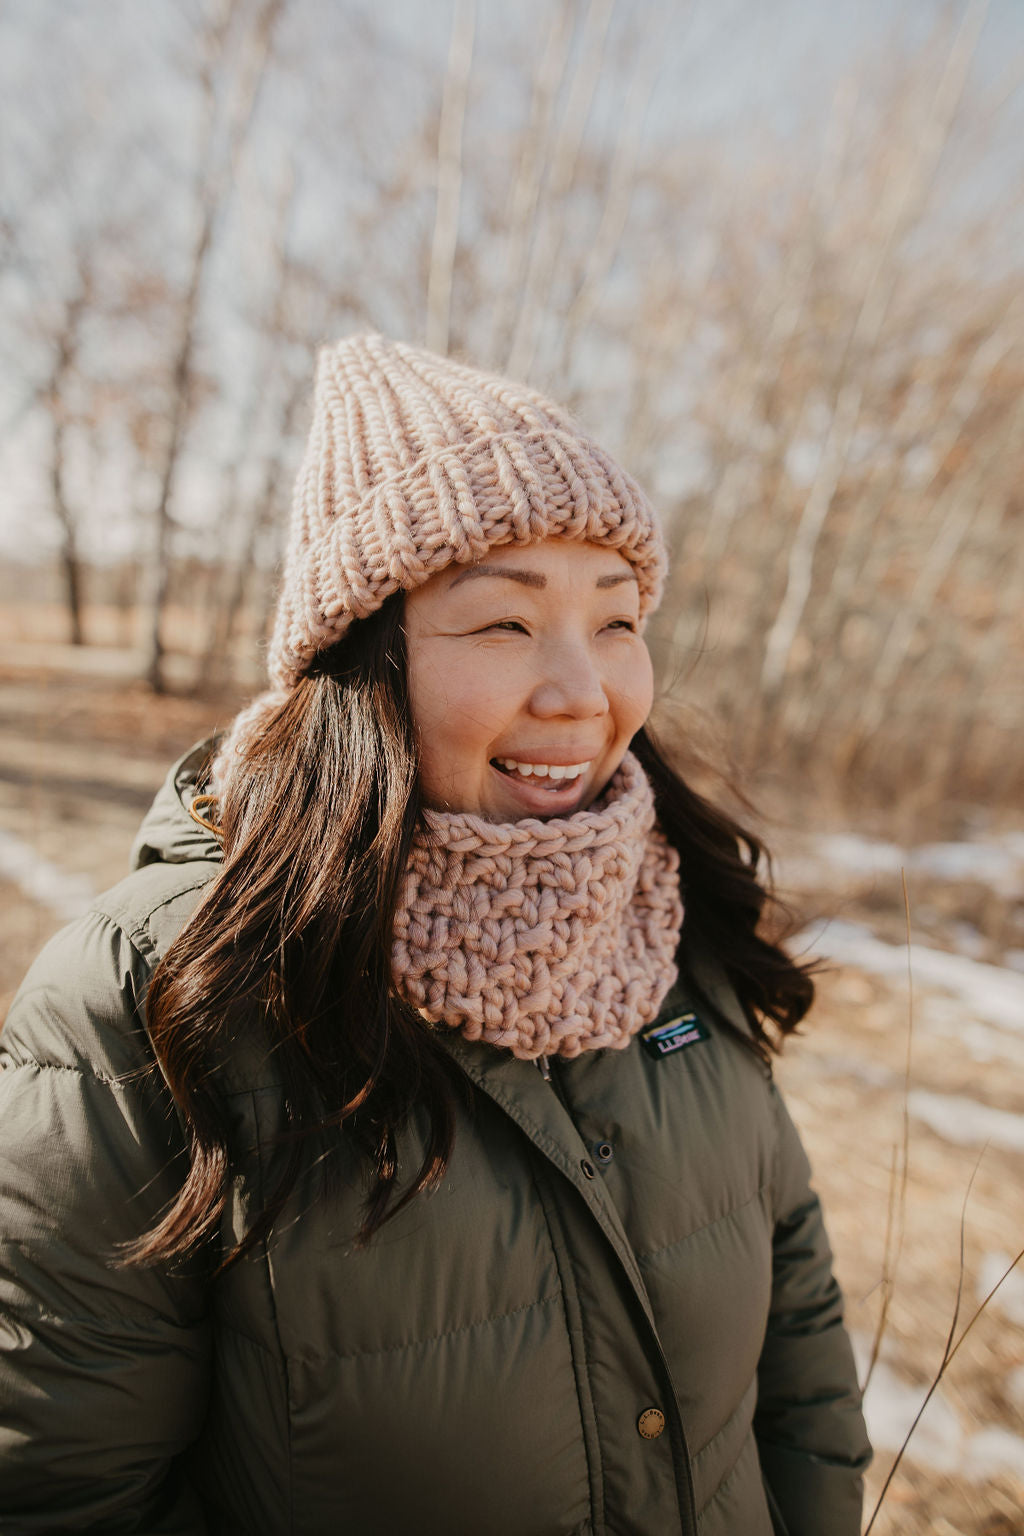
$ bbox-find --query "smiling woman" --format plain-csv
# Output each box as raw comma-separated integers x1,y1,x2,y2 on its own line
0,336,870,1536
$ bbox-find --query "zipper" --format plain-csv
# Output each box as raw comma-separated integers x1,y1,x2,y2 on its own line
533,1050,697,1533
537,1054,572,1115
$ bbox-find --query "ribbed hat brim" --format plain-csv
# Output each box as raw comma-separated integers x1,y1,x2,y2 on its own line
269,425,665,689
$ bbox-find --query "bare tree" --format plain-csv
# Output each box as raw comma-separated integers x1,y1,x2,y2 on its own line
757,0,990,706
41,268,93,646
145,0,287,692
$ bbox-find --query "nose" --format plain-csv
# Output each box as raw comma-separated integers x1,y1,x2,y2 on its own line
527,640,609,720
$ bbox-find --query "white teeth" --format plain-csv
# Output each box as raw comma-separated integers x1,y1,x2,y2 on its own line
498,758,592,783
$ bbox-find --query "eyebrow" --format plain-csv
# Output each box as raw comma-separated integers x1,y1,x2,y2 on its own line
449,566,638,590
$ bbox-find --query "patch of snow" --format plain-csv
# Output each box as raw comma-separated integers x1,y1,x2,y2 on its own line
908,1090,1024,1155
924,1010,1024,1069
911,840,1024,897
860,1357,963,1468
976,1252,1024,1326
946,920,988,961
815,1059,1024,1150
850,1334,1024,1483
0,827,94,923
805,832,905,878
963,1425,1024,1482
798,918,1024,1035
791,829,1024,900
817,1052,894,1089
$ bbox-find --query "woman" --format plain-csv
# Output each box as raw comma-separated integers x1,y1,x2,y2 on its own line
0,335,870,1535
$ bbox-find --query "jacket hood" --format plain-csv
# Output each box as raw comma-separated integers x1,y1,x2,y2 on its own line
130,740,224,872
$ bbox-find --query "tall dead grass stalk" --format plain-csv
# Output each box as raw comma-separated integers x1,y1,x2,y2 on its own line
862,870,915,1394
865,1173,1024,1531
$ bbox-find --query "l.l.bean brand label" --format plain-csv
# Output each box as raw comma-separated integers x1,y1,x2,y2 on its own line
639,1011,709,1060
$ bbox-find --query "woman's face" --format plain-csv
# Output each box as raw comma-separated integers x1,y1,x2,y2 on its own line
403,539,654,820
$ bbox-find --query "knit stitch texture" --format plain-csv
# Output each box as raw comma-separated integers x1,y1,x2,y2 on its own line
391,752,683,1060
269,333,666,689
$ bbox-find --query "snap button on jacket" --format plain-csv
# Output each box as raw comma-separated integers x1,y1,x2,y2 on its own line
0,747,871,1536
638,1409,666,1440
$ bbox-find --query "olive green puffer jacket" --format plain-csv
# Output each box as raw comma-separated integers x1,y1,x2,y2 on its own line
0,747,870,1536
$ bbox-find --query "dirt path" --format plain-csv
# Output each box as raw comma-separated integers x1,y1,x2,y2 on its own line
1,653,1021,1534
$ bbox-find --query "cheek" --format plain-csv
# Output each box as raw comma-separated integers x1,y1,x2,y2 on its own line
407,654,505,776
615,645,654,738
406,652,445,742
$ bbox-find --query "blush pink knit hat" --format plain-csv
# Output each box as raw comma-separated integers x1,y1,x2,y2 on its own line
211,335,668,794
265,333,666,690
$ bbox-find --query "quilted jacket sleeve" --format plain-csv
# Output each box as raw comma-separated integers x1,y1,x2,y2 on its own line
754,1082,872,1536
0,911,212,1535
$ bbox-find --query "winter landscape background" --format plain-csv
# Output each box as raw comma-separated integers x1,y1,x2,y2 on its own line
1,1,1022,1529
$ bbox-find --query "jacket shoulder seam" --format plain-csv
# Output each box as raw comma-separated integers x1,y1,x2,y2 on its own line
96,871,213,957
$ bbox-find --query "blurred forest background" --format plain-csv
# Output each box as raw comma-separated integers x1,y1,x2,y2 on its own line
1,0,1021,811
1,1,1023,1531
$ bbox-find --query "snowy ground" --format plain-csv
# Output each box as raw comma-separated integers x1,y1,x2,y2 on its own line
774,822,1024,1531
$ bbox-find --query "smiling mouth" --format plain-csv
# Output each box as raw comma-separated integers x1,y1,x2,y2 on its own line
492,757,593,788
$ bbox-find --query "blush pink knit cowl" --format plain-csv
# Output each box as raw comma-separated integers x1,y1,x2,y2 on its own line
391,753,683,1060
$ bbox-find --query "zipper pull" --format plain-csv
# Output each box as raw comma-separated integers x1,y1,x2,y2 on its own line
537,1054,552,1081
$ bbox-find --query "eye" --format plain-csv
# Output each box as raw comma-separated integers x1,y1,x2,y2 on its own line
605,618,638,633
481,619,528,634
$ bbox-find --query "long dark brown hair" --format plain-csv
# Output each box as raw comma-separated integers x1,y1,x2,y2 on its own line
133,594,812,1269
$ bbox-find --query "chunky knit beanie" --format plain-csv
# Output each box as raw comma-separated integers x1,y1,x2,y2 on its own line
267,333,665,688
213,335,667,788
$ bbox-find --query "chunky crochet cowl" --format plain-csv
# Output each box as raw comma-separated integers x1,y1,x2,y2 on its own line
391,753,683,1060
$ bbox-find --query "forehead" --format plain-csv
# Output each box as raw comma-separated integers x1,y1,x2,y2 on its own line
446,538,636,589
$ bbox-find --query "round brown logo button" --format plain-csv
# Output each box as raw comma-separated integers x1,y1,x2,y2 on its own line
637,1407,665,1439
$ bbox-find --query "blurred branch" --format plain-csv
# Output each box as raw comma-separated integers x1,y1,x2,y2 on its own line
488,0,577,370
852,382,1024,751
758,0,991,702
557,6,670,375
425,0,475,355
698,78,859,573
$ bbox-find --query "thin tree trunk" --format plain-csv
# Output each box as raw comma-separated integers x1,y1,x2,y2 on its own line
491,0,577,372
145,226,210,692
44,277,91,646
50,414,84,646
555,15,667,380
795,319,1018,752
202,375,306,683
197,160,297,679
425,0,475,356
146,0,286,693
851,390,1024,757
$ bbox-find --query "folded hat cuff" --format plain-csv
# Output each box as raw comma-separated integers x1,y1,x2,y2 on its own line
268,427,666,691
